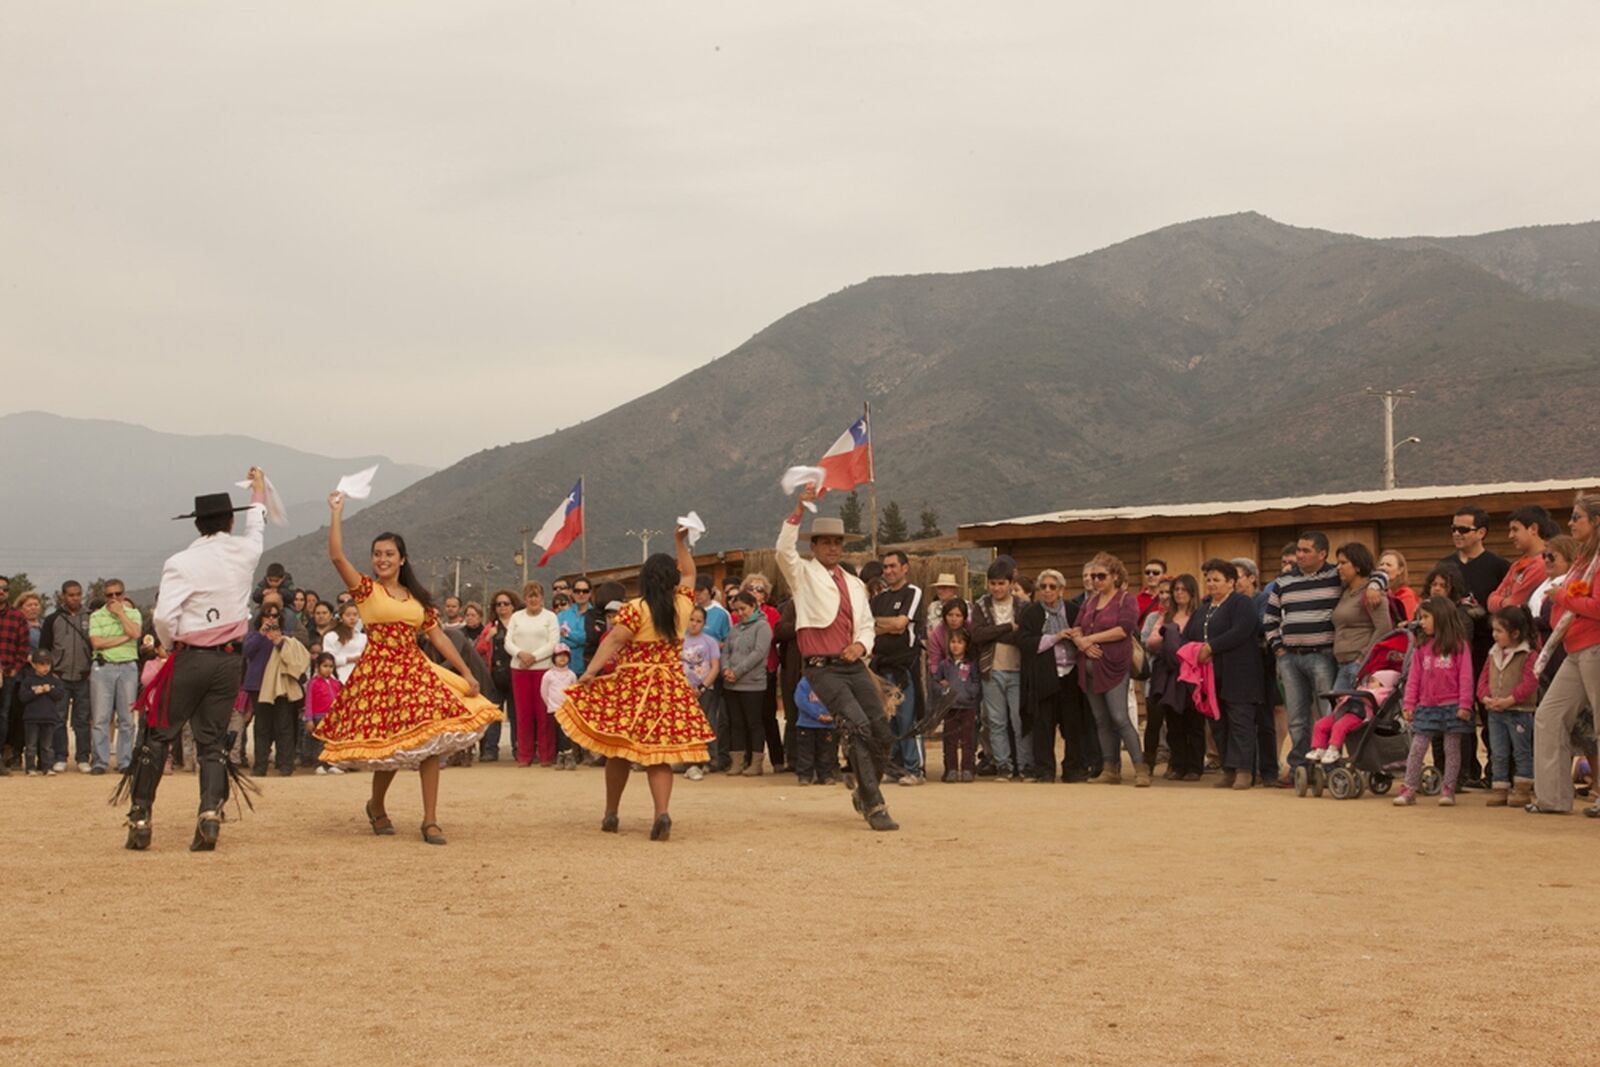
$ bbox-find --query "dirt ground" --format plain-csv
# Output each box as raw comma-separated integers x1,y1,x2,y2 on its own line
1,754,1593,1066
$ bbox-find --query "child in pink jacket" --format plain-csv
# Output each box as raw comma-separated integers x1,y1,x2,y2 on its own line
1394,598,1476,808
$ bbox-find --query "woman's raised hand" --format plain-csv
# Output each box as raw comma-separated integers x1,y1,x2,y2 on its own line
328,491,345,513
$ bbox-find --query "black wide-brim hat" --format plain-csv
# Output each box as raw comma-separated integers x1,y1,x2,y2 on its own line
174,492,253,521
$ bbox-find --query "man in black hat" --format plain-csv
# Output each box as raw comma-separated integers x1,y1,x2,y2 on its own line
775,485,898,831
122,467,268,851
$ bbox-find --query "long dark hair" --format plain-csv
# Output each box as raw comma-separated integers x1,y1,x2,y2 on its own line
1420,596,1470,658
1165,574,1200,620
638,552,681,642
372,532,433,611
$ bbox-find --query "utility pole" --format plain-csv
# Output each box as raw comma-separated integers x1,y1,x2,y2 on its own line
624,528,663,564
1366,387,1419,490
451,556,464,598
517,527,530,586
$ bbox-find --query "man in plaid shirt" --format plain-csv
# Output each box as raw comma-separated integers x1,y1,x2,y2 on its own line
0,575,32,772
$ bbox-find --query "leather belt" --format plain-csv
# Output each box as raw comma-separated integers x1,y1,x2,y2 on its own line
179,640,241,654
804,655,852,668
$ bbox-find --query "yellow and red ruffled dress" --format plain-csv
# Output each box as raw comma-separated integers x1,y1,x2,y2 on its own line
554,589,715,766
314,578,502,771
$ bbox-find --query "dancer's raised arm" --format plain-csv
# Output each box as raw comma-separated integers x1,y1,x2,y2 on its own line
327,492,362,591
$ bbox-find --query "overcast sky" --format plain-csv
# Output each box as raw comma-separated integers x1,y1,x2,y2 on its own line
4,1,1596,467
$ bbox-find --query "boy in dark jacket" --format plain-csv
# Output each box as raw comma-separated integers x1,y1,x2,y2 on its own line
790,677,837,786
19,649,65,775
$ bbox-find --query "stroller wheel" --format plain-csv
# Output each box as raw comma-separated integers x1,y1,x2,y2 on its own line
1370,772,1392,795
1420,766,1443,797
1328,766,1356,800
1311,766,1326,798
1350,772,1366,799
1293,766,1309,797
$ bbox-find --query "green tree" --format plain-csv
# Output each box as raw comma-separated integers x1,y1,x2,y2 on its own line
877,500,908,544
6,572,35,602
913,506,942,541
839,491,863,534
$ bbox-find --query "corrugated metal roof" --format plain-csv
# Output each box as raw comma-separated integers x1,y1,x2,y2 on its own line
961,477,1599,530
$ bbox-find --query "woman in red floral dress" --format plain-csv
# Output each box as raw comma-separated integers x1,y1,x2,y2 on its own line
314,492,501,845
556,525,714,840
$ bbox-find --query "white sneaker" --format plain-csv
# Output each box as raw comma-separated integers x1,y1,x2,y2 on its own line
77,762,91,774
315,766,328,775
686,765,705,781
1320,749,1341,765
1305,748,1323,762
51,762,67,773
25,770,38,777
326,765,345,775
45,769,58,777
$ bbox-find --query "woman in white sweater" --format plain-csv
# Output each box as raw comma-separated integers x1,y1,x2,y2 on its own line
322,601,368,684
505,580,563,766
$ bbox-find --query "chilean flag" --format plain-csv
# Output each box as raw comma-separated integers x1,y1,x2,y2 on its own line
815,415,873,494
534,478,583,567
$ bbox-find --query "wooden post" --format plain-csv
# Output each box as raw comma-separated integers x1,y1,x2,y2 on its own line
580,474,588,575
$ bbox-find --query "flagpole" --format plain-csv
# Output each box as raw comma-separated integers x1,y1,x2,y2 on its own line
865,401,879,555
580,474,588,575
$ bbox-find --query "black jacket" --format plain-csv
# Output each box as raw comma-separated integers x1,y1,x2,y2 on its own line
1183,593,1265,705
1017,599,1079,699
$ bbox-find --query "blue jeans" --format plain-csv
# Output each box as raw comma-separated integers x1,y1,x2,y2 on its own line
981,669,1023,773
880,666,922,777
1487,710,1534,784
1333,660,1361,693
1085,678,1144,767
1278,650,1337,770
90,661,139,771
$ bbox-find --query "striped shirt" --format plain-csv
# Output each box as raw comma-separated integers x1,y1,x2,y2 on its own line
1262,564,1387,653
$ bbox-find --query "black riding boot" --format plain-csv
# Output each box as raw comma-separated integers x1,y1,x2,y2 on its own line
124,733,169,850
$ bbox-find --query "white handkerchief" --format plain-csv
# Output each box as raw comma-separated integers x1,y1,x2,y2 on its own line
676,510,706,547
234,475,290,527
780,465,825,512
336,464,379,501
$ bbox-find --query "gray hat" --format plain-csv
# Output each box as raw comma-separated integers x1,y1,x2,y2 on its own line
809,517,847,540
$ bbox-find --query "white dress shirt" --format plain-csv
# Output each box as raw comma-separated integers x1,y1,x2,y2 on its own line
153,502,265,648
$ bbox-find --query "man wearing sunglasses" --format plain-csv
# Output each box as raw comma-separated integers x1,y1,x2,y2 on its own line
88,579,143,775
1438,503,1511,789
1137,560,1167,622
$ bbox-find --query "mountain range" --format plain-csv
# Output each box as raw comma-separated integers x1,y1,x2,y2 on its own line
25,212,1600,597
0,411,431,596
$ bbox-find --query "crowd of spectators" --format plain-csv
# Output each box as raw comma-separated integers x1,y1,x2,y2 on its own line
4,496,1597,817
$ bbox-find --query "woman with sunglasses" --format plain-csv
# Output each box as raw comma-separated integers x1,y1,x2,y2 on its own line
1068,554,1149,786
1529,496,1600,814
475,590,523,761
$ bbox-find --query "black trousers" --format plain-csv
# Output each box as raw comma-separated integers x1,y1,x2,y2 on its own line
727,688,767,757
22,721,54,772
802,662,892,812
1030,682,1097,780
1219,700,1264,775
791,725,836,781
129,648,242,818
252,697,298,776
1164,701,1208,776
761,671,785,766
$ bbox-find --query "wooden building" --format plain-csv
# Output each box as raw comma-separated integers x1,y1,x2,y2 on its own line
958,479,1598,592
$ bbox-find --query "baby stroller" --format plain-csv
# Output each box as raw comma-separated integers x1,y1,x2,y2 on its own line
1295,626,1440,800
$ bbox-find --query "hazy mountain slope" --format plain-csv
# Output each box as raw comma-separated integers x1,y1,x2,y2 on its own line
0,412,431,593
228,213,1600,595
